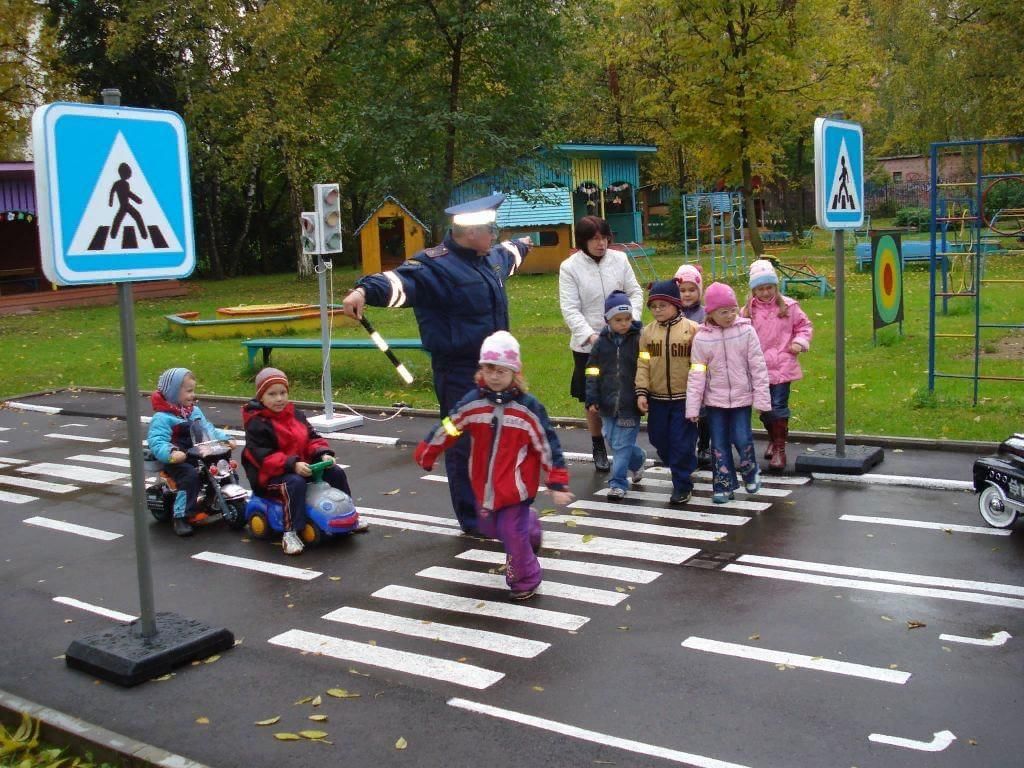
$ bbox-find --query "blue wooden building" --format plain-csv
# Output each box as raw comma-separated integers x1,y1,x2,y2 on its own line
450,143,656,273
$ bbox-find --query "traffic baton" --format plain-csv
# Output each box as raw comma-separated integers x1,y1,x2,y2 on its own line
359,314,415,384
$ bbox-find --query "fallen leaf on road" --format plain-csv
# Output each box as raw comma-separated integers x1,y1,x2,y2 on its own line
311,695,322,706
906,620,926,630
203,654,220,664
615,586,626,593
617,626,630,631
255,717,280,726
308,715,328,722
196,717,209,725
532,685,544,692
968,739,977,746
329,576,341,581
582,534,595,544
382,488,400,495
570,509,588,516
326,688,360,699
748,633,760,641
539,509,557,517
299,730,328,739
294,696,314,705
395,737,408,750
880,615,892,622
349,668,370,677
152,673,172,681
274,733,300,741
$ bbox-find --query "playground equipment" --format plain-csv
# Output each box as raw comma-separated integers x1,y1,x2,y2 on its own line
681,191,748,279
928,136,1024,404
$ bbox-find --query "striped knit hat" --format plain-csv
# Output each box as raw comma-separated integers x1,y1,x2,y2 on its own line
156,368,192,405
255,367,289,401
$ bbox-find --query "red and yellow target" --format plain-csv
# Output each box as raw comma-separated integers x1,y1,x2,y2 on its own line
872,234,904,329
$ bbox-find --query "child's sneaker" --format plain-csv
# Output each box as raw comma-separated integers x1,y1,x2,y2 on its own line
669,490,691,504
745,469,762,495
172,517,194,537
607,486,626,500
629,467,644,485
712,491,735,504
510,589,536,601
282,531,304,555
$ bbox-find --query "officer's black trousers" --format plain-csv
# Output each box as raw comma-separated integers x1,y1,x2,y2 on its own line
432,358,479,533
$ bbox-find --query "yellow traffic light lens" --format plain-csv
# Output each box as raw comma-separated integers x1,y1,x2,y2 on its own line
325,211,340,227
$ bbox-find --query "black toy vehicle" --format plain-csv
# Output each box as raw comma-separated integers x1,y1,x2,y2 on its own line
973,433,1024,529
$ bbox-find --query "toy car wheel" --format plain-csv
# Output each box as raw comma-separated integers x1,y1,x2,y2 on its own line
299,523,322,547
249,511,272,540
147,488,172,522
978,484,1018,529
225,499,249,530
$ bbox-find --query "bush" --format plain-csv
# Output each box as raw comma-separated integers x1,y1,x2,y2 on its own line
894,207,929,227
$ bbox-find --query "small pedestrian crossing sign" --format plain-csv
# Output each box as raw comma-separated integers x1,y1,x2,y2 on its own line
814,117,864,229
32,102,195,285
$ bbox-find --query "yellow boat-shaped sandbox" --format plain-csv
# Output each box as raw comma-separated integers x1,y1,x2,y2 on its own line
166,304,353,339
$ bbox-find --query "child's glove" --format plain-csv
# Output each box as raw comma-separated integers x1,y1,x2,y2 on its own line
169,450,187,464
413,442,434,471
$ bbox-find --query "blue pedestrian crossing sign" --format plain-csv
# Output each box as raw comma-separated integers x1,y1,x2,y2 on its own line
814,117,864,229
32,102,195,285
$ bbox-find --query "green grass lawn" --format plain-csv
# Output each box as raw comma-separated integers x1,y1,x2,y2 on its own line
1,238,1020,442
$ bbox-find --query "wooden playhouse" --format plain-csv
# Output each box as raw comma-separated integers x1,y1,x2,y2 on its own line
355,196,430,274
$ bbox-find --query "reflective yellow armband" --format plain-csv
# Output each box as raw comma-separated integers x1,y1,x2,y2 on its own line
639,351,651,360
690,363,707,372
442,417,462,437
585,367,600,376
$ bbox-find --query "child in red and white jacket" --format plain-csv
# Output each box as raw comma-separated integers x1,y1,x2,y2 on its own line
686,283,771,503
415,331,574,600
741,259,813,472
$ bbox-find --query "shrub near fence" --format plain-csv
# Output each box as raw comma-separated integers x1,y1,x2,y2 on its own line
865,181,931,218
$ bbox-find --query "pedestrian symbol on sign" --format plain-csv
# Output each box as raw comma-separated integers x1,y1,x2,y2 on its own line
828,139,860,213
68,131,181,255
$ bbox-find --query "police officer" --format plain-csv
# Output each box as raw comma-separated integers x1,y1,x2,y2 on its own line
341,194,531,534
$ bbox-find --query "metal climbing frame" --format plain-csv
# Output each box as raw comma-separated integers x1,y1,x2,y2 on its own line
928,136,1024,404
681,191,748,279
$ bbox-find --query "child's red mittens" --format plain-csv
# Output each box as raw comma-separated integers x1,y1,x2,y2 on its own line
413,442,434,472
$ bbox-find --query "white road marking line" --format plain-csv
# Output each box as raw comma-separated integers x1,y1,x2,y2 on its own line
456,549,661,584
67,454,132,469
323,431,399,446
868,730,956,752
647,466,809,486
815,472,973,492
322,606,550,658
360,515,464,537
0,475,78,494
448,698,755,768
0,439,7,443
268,628,504,689
60,423,87,428
724,564,1024,610
373,585,589,631
839,514,1009,536
191,551,321,580
571,499,750,526
23,516,121,541
360,507,460,527
0,489,37,504
737,554,1024,597
0,426,10,431
0,456,29,464
938,630,1011,646
543,514,725,542
681,636,910,684
18,463,125,483
417,566,627,606
101,447,131,454
3,401,61,414
53,596,136,623
596,487,771,512
639,475,791,498
44,433,111,443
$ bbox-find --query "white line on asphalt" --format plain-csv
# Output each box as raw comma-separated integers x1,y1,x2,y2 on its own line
0,456,29,464
448,698,755,768
67,454,132,469
681,636,910,684
0,439,7,443
639,476,791,498
596,488,772,512
0,489,37,504
60,423,87,428
43,433,111,443
543,514,725,542
323,431,399,446
18,463,125,484
417,566,627,606
101,447,130,454
724,564,1024,609
737,554,1024,597
3,401,62,414
359,515,464,537
839,514,1009,536
322,606,550,658
373,585,589,631
268,628,504,689
571,499,750,526
360,507,460,527
23,516,121,541
0,475,78,494
938,630,1011,646
0,426,10,430
647,466,809,486
815,472,973,492
191,551,321,580
456,549,661,584
868,730,956,752
53,596,136,623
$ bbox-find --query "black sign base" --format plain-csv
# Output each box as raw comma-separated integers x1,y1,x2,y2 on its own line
66,612,233,687
794,444,885,475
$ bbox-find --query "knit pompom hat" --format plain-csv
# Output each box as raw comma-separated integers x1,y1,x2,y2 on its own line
749,258,779,289
156,368,193,405
604,290,633,320
255,367,289,401
673,264,703,294
478,331,521,372
646,279,682,308
704,282,739,315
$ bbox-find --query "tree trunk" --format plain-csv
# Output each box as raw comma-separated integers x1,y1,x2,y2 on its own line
225,165,259,277
440,35,463,234
204,180,224,279
742,155,763,257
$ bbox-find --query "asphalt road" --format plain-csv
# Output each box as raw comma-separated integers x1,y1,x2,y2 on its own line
0,391,1021,768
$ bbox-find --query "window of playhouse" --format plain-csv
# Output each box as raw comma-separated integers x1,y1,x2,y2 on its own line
605,182,633,213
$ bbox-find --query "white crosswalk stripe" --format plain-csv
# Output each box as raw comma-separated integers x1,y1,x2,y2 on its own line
455,549,661,584
192,551,321,580
417,566,627,606
322,606,551,658
0,456,29,464
44,433,110,443
638,475,791,498
596,487,771,512
101,447,131,454
570,499,750,526
67,454,132,469
360,515,464,537
542,514,726,542
0,489,36,504
23,516,121,540
646,466,809,485
0,475,78,494
18,463,125,484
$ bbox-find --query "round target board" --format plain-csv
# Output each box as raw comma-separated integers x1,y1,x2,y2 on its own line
872,234,903,329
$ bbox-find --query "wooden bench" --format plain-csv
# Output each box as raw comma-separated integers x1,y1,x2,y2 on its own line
242,337,426,369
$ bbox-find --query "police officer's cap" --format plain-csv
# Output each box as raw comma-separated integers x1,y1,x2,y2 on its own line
445,193,506,226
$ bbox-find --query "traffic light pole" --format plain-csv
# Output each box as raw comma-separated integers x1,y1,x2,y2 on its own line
318,255,336,420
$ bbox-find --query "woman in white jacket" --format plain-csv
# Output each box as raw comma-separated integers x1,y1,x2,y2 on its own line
558,215,644,470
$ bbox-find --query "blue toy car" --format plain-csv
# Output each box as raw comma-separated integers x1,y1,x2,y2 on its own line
245,460,364,546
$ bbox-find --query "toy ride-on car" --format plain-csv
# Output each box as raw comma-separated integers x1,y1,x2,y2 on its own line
973,433,1024,529
245,460,364,546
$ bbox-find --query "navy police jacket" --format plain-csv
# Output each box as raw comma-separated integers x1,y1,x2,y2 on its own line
355,232,528,362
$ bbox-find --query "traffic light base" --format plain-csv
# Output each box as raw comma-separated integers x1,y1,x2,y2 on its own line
308,413,364,431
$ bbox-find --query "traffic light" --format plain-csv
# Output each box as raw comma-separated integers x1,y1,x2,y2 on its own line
299,212,318,255
314,183,342,255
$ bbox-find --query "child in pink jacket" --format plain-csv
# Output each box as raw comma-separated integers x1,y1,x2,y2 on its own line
741,260,813,472
686,282,771,503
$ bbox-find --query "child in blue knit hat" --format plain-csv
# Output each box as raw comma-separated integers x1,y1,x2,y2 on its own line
147,367,231,537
